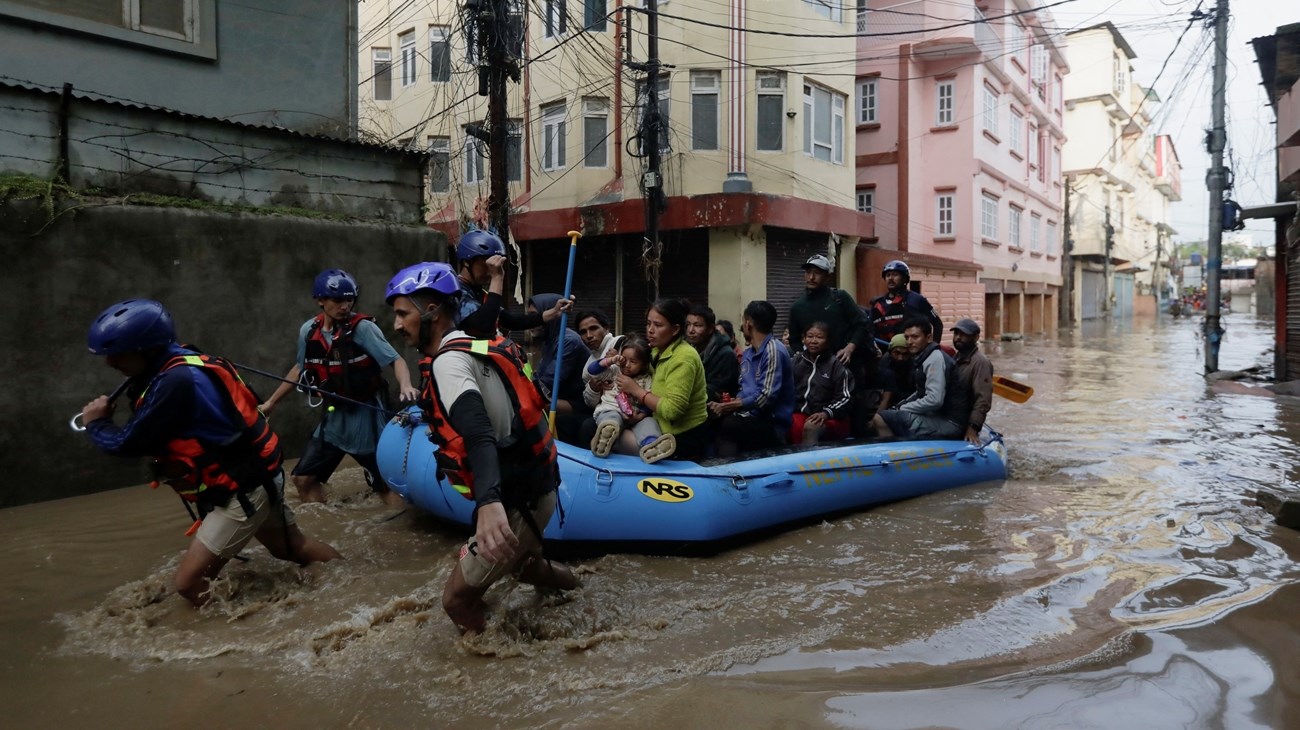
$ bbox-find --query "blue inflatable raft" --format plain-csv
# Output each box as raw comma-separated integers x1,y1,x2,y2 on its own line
376,413,1007,556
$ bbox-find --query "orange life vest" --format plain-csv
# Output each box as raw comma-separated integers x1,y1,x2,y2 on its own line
418,336,555,501
302,312,384,402
140,352,283,512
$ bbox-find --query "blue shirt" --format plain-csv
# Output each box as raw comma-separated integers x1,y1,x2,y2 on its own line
87,344,242,456
738,333,794,431
294,317,400,454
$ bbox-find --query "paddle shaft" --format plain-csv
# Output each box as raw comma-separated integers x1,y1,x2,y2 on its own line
548,230,582,433
68,377,134,431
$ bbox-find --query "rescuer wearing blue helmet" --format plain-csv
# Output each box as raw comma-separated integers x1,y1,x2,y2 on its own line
453,229,571,338
388,262,579,634
258,268,418,506
80,299,340,607
865,259,944,344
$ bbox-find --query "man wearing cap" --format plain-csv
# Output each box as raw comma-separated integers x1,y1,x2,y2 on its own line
871,317,964,441
877,334,915,410
950,318,993,445
788,255,870,366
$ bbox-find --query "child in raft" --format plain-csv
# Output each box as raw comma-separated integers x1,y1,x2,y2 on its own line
790,321,854,445
588,336,677,463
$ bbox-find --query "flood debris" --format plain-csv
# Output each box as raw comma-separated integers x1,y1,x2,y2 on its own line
1255,490,1300,530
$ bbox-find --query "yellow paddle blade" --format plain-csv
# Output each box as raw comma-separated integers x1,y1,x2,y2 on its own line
992,375,1033,403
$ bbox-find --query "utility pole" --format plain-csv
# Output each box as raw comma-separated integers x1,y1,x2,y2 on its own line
474,0,520,252
1104,200,1114,318
629,0,666,298
1061,181,1074,327
1204,0,1229,372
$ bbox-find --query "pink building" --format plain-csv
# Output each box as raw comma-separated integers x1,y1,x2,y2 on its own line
854,0,1068,337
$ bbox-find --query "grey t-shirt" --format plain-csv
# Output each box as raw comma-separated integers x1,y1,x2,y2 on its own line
430,331,516,445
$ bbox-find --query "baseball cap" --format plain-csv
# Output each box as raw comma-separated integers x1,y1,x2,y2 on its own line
888,334,908,351
802,254,834,273
951,318,981,336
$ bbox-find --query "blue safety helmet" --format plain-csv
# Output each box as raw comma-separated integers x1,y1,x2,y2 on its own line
881,259,911,282
87,299,176,355
313,268,359,299
455,230,506,262
386,262,460,304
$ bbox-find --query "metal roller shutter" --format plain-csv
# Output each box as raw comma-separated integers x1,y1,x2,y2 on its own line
1288,238,1300,377
528,234,621,324
1081,269,1105,320
765,227,836,335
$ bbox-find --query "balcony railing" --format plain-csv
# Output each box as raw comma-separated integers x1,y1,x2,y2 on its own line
857,10,868,34
974,8,1002,58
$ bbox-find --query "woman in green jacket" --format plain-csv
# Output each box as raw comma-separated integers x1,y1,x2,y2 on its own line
616,298,712,461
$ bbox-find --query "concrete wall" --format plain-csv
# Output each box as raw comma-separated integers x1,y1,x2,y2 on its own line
0,0,358,136
1,202,442,507
0,84,427,222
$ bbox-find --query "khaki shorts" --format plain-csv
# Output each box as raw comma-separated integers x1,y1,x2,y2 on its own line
194,473,297,560
458,491,555,589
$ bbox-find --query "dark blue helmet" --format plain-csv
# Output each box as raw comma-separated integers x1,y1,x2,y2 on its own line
455,230,505,262
87,299,176,355
313,268,359,299
882,259,911,281
386,262,460,304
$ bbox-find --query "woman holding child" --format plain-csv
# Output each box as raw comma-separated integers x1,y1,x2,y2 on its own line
615,298,712,462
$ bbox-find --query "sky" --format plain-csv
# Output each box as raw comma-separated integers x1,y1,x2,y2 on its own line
1054,0,1290,250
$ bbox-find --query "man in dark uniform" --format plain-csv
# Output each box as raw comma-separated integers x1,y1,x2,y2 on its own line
80,299,340,607
866,260,944,343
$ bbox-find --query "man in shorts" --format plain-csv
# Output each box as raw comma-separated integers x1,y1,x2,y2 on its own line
80,299,340,607
387,262,579,634
259,269,418,505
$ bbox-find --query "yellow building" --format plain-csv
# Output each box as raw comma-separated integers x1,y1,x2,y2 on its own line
358,0,871,331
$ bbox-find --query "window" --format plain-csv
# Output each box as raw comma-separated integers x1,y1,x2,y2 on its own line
546,0,568,38
1010,108,1023,155
1037,132,1047,183
1109,121,1118,162
541,102,567,171
430,26,450,82
583,98,609,167
691,71,720,151
9,0,199,42
584,0,606,31
1031,44,1047,99
981,193,999,240
399,30,417,87
756,72,785,151
936,80,954,126
1028,122,1039,168
982,84,999,136
856,188,874,213
1008,206,1022,248
936,193,954,237
1046,220,1057,254
464,136,484,184
806,0,842,22
1008,21,1025,66
856,78,878,124
1030,213,1042,251
857,0,868,33
1052,147,1061,183
372,48,392,101
1113,55,1126,97
427,136,450,192
803,83,845,163
506,121,523,182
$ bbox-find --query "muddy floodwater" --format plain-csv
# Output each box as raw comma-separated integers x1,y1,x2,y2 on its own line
4,314,1300,728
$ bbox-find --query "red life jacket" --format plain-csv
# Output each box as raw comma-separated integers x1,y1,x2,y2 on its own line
138,352,283,512
417,336,555,501
302,312,384,402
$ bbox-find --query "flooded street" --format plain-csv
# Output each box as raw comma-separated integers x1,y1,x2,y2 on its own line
4,314,1300,729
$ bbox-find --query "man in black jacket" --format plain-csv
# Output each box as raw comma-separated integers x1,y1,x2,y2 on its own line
685,304,739,402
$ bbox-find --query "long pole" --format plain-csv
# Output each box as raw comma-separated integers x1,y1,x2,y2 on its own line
486,0,512,247
1061,181,1074,327
643,0,663,299
1204,0,1229,372
548,230,582,434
